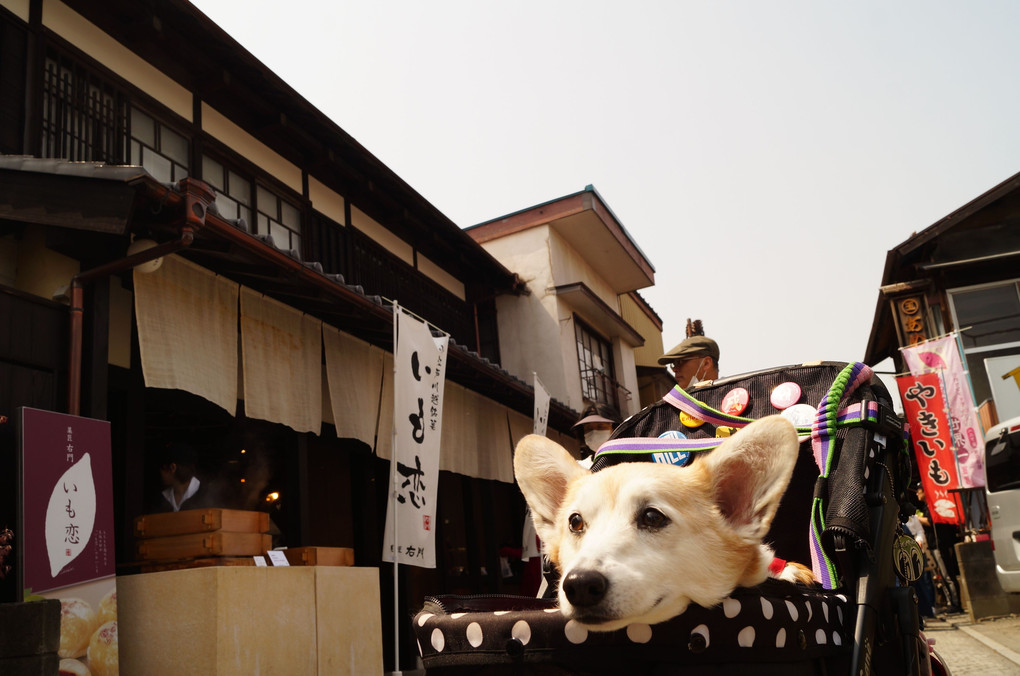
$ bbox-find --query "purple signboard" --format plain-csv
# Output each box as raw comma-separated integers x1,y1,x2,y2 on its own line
19,407,114,593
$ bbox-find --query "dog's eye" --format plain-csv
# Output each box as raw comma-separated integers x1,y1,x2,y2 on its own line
638,507,669,530
568,513,585,533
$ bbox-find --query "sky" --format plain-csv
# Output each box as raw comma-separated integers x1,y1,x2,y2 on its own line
191,0,1020,391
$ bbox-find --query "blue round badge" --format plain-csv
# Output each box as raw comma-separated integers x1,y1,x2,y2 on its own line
659,430,687,439
653,430,690,466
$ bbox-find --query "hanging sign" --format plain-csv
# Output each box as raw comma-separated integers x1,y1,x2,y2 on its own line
897,374,962,524
18,407,118,672
533,373,550,437
892,294,930,347
382,309,448,568
901,335,985,487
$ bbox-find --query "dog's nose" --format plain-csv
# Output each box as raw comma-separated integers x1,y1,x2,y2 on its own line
562,569,608,607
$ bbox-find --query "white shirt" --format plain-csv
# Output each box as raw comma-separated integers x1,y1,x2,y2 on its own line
162,476,200,512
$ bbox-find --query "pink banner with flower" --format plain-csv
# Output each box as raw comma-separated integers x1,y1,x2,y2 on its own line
901,335,985,488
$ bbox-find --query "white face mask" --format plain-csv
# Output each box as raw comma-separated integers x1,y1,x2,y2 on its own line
686,358,707,388
584,429,612,452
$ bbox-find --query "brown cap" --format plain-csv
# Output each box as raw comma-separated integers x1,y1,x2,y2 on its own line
658,335,720,365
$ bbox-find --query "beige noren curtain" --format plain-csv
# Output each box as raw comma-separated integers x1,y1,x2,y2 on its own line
322,323,387,447
240,287,322,434
133,254,239,415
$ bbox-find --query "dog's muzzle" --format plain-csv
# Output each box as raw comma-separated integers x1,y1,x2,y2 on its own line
562,569,609,608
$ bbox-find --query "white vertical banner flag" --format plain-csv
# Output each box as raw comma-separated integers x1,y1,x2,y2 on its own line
382,308,448,568
533,373,550,437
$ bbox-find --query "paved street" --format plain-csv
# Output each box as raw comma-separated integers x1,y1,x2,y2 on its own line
925,613,1020,675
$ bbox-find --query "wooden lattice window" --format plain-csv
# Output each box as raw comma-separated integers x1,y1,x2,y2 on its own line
40,49,126,162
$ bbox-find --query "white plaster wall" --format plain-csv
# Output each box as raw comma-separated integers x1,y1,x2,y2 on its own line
308,176,346,227
201,103,302,193
0,0,29,21
495,289,574,406
548,231,620,312
554,299,586,411
614,340,641,416
481,225,650,413
350,205,413,266
44,1,192,121
418,253,465,300
621,293,665,368
480,228,577,404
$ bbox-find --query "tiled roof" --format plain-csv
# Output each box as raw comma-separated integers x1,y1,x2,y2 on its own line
0,156,581,432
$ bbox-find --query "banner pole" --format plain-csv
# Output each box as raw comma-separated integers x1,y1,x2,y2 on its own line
391,301,402,675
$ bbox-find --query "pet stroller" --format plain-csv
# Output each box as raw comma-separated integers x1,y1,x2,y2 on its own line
414,361,951,675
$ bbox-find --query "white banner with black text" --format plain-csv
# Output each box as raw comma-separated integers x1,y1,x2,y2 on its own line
382,308,448,568
533,373,550,437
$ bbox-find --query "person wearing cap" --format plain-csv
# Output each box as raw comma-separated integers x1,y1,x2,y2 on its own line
572,404,620,467
658,334,720,389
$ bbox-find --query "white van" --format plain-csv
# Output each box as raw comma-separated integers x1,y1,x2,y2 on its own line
985,416,1020,592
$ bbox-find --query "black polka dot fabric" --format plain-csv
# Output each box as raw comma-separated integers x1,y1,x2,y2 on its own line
415,580,850,673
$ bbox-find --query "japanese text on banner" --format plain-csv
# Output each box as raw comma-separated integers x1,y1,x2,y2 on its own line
897,373,962,524
382,309,448,568
901,335,985,487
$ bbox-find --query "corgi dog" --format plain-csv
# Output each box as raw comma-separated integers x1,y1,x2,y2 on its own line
514,415,814,632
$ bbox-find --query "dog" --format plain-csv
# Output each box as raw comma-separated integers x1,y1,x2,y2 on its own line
514,415,814,632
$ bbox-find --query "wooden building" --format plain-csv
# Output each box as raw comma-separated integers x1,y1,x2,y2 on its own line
864,170,1020,426
0,0,592,669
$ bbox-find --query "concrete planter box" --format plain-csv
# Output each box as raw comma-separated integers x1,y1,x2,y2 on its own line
957,540,1010,621
118,566,383,675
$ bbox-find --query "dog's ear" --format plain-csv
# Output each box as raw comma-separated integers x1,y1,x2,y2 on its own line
514,434,588,542
701,416,799,541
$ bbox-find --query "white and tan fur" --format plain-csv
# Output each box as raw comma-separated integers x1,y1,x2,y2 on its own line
514,415,813,632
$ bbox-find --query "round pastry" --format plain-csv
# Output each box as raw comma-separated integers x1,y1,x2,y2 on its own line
96,587,117,626
87,620,118,676
58,598,98,659
58,658,92,675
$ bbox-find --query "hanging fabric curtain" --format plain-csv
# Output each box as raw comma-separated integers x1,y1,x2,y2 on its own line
133,254,239,414
439,382,515,483
239,287,322,434
322,323,386,445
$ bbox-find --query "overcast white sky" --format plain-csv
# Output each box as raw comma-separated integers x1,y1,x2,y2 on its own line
192,0,1020,387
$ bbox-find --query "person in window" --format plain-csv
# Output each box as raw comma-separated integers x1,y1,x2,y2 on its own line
155,442,210,512
658,318,720,389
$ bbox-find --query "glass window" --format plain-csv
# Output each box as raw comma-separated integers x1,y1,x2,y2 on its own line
986,426,1020,493
229,170,250,205
162,127,189,166
952,283,1020,350
281,201,300,229
202,156,224,190
575,318,617,408
255,184,301,252
141,150,173,184
41,51,126,163
202,155,252,226
131,107,155,147
948,280,1020,405
127,106,188,183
